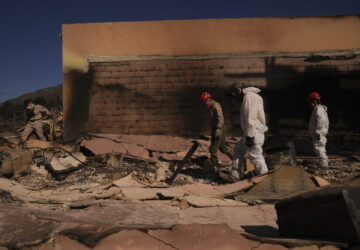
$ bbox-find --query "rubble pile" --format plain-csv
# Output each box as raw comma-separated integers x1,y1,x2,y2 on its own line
298,151,360,184
0,133,359,249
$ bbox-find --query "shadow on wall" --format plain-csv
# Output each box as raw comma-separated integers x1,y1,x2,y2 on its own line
65,55,360,140
262,57,360,134
85,59,235,136
87,82,154,133
224,55,360,135
160,59,234,135
63,69,94,141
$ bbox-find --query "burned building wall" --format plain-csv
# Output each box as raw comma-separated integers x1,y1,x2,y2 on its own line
62,16,360,141
86,54,360,136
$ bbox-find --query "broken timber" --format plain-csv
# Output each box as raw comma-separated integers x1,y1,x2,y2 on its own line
166,141,199,184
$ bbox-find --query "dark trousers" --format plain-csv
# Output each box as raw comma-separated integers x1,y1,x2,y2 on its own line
209,125,233,166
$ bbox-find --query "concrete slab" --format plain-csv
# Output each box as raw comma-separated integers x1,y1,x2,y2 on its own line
237,166,318,201
80,138,149,159
122,134,193,153
184,195,248,207
0,178,15,189
94,187,121,199
0,205,59,249
38,235,90,250
121,181,254,200
94,229,173,250
112,174,145,188
121,187,158,200
148,224,261,250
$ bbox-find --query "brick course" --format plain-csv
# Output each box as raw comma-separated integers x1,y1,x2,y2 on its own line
86,54,360,135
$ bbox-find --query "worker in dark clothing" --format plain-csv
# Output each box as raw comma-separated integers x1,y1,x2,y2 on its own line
201,92,233,168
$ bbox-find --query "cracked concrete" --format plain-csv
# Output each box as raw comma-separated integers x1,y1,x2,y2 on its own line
0,170,352,249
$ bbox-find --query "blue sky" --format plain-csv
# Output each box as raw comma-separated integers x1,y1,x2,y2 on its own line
0,0,359,103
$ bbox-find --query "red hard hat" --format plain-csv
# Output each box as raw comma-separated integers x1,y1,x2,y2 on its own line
200,92,211,102
308,92,321,100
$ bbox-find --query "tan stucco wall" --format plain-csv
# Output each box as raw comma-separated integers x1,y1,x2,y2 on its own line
62,16,360,73
62,15,360,140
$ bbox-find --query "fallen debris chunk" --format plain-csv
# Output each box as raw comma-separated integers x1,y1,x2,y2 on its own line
184,195,248,207
312,175,331,187
47,153,85,177
112,174,145,188
42,152,85,180
107,153,123,168
79,137,149,159
276,185,360,243
235,166,318,201
241,232,347,249
343,173,360,186
121,187,158,200
123,180,255,200
147,224,274,250
155,162,170,182
179,198,190,209
29,164,49,176
58,152,86,168
157,152,183,161
121,134,194,152
94,187,121,199
0,149,33,177
0,189,23,204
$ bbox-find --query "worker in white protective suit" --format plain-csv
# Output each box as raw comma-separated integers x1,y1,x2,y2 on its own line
308,92,329,168
221,82,269,182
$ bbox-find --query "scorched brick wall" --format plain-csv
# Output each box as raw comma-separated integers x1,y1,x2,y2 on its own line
85,54,360,135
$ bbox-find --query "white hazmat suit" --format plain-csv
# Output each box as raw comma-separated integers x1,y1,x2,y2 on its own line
232,87,269,178
309,104,329,168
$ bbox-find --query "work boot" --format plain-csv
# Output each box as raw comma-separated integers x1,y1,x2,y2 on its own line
218,170,240,183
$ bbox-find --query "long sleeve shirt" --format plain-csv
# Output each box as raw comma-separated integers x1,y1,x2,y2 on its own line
209,100,224,129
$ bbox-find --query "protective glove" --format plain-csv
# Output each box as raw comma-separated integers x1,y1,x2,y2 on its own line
316,134,321,141
246,136,255,147
215,128,221,139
